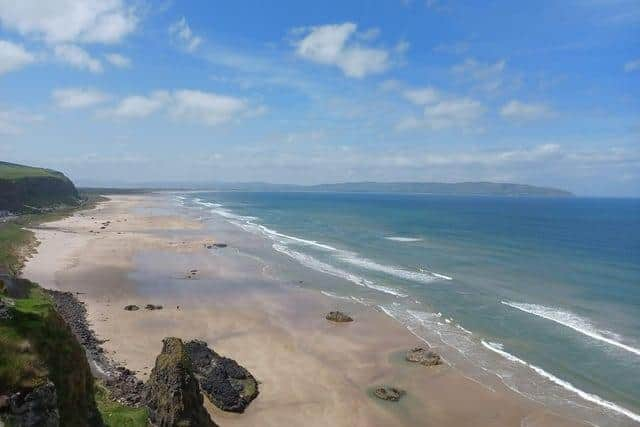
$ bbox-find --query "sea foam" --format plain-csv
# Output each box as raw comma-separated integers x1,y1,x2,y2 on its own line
385,236,423,242
481,340,640,423
502,301,640,357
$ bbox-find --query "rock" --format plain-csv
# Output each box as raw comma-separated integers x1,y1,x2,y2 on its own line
373,386,405,402
184,340,259,413
325,311,353,322
123,305,139,311
143,338,217,427
5,381,60,427
405,347,442,366
145,304,163,311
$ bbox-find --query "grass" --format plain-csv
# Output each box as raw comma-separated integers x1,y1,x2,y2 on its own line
0,223,34,276
0,162,61,181
94,383,149,427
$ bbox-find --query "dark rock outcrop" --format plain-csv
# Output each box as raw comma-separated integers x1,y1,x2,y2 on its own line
373,386,405,402
143,338,217,427
123,305,139,311
145,304,163,311
3,381,60,427
405,347,442,366
184,340,259,413
325,311,353,322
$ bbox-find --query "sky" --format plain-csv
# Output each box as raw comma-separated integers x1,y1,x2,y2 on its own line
0,0,638,196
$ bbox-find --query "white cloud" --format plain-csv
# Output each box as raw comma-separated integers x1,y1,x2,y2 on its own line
0,0,137,44
169,17,202,52
105,53,130,68
108,91,170,118
398,97,484,131
52,88,109,109
170,90,247,125
294,23,391,78
500,100,554,121
0,40,35,75
0,109,43,134
105,90,253,126
624,58,640,72
54,44,102,72
452,58,506,92
403,86,439,105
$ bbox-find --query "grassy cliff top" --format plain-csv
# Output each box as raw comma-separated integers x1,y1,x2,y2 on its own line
0,161,66,181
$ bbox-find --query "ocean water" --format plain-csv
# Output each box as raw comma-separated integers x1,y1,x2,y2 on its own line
176,191,640,425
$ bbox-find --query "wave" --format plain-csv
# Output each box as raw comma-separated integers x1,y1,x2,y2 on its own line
481,340,640,423
320,290,352,301
338,252,452,283
257,224,337,251
385,236,423,242
272,244,407,297
502,301,640,357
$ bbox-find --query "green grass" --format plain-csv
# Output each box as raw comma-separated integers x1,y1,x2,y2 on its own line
0,162,61,181
0,223,34,275
94,383,149,427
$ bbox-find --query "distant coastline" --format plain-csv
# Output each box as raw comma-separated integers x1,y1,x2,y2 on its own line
78,181,574,197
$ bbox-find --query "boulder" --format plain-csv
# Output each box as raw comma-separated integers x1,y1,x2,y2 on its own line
325,311,353,322
143,338,217,427
123,305,139,311
184,340,259,413
145,304,163,311
405,347,442,366
373,386,405,402
4,381,60,427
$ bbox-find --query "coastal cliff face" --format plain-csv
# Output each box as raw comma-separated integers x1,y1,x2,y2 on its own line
0,281,103,426
0,162,79,213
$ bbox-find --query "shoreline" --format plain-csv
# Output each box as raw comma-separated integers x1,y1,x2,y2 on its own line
22,193,593,426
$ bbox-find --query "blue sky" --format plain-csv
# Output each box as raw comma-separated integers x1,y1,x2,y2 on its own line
0,0,638,196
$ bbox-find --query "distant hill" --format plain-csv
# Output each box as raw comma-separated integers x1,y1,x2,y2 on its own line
0,161,79,212
179,181,573,197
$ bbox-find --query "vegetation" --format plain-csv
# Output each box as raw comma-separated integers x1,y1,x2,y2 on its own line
0,162,62,180
94,383,149,427
0,281,101,425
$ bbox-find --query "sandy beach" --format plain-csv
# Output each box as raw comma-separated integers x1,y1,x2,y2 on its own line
22,194,590,427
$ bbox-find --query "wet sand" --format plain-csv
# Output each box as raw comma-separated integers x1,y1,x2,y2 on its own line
22,194,589,427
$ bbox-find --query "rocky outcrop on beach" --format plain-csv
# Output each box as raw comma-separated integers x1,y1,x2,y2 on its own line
405,347,442,366
373,386,405,402
143,338,217,427
123,304,140,311
184,340,259,413
326,311,353,322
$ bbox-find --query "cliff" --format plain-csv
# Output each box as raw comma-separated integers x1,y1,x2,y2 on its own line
0,162,79,213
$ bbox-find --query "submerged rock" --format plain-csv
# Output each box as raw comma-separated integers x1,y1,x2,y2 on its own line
325,311,353,322
405,347,442,366
184,340,259,413
123,305,139,311
143,337,217,427
374,386,405,402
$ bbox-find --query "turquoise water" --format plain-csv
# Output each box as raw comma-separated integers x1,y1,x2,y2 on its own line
178,191,640,425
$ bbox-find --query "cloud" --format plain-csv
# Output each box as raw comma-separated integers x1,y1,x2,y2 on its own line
0,109,43,134
171,90,248,125
105,53,131,68
52,88,110,109
398,97,484,131
624,58,640,72
500,100,554,121
402,86,439,105
293,23,391,78
0,40,35,75
54,44,102,72
169,17,202,52
452,58,506,92
105,90,254,125
108,91,170,118
0,0,137,44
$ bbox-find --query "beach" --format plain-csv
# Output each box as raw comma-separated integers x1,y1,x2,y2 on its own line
22,194,592,426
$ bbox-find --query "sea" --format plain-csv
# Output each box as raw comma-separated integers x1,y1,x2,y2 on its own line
175,191,640,425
